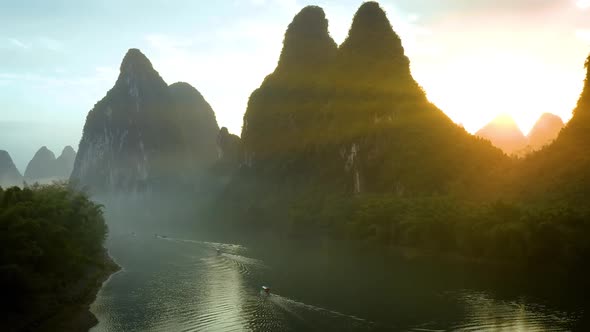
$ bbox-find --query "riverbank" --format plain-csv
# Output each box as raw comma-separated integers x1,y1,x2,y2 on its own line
2,251,119,332
203,221,587,283
38,252,120,332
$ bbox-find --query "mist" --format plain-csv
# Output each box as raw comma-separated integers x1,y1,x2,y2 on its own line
2,1,590,331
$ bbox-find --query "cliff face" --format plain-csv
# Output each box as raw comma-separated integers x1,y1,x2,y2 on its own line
71,49,219,194
0,150,22,187
169,82,220,171
229,1,507,207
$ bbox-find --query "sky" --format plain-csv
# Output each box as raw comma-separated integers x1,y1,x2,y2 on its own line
1,0,589,171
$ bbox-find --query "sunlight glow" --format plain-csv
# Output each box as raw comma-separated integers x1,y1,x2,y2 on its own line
412,48,586,135
492,113,519,126
577,0,590,9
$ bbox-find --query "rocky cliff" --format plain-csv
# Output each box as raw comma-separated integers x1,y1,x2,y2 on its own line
169,82,219,171
71,49,219,194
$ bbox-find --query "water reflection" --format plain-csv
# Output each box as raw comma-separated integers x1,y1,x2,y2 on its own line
90,232,584,332
448,291,579,331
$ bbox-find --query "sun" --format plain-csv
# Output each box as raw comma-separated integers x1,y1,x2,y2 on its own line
577,0,590,9
492,113,519,126
413,50,581,135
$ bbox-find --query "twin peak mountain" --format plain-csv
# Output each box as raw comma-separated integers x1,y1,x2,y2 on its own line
476,113,565,155
0,146,76,187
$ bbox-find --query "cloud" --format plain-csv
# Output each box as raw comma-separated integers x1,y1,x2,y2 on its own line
8,38,30,49
578,0,590,9
39,37,65,52
5,37,65,52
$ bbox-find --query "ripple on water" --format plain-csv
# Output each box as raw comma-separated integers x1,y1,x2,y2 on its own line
91,235,583,332
445,290,579,332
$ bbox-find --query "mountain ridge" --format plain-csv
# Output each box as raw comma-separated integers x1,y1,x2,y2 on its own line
71,48,221,194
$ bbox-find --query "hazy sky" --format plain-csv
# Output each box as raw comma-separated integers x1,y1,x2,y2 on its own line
1,0,589,171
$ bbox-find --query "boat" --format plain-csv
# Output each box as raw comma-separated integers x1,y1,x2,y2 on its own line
262,286,271,295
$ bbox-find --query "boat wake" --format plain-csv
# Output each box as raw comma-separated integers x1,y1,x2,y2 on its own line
157,235,267,275
268,293,374,330
156,236,246,253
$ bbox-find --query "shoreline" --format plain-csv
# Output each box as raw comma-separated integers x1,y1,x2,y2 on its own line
34,251,120,332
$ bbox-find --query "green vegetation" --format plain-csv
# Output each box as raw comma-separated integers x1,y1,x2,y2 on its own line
0,183,112,330
239,2,507,196
288,195,590,267
210,3,590,273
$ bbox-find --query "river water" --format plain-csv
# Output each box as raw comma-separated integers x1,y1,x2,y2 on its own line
90,225,588,331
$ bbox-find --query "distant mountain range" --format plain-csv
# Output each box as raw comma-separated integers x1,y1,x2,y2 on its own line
24,146,77,183
0,150,23,187
27,1,586,248
527,113,565,150
0,146,76,187
475,113,564,155
475,114,528,155
3,0,590,278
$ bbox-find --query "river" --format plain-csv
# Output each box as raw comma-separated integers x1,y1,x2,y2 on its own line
90,224,587,331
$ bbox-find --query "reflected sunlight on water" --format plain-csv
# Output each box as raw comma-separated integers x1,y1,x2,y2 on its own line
90,233,583,332
448,291,579,331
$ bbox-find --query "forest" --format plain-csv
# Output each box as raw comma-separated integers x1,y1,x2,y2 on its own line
208,4,590,274
0,183,114,331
